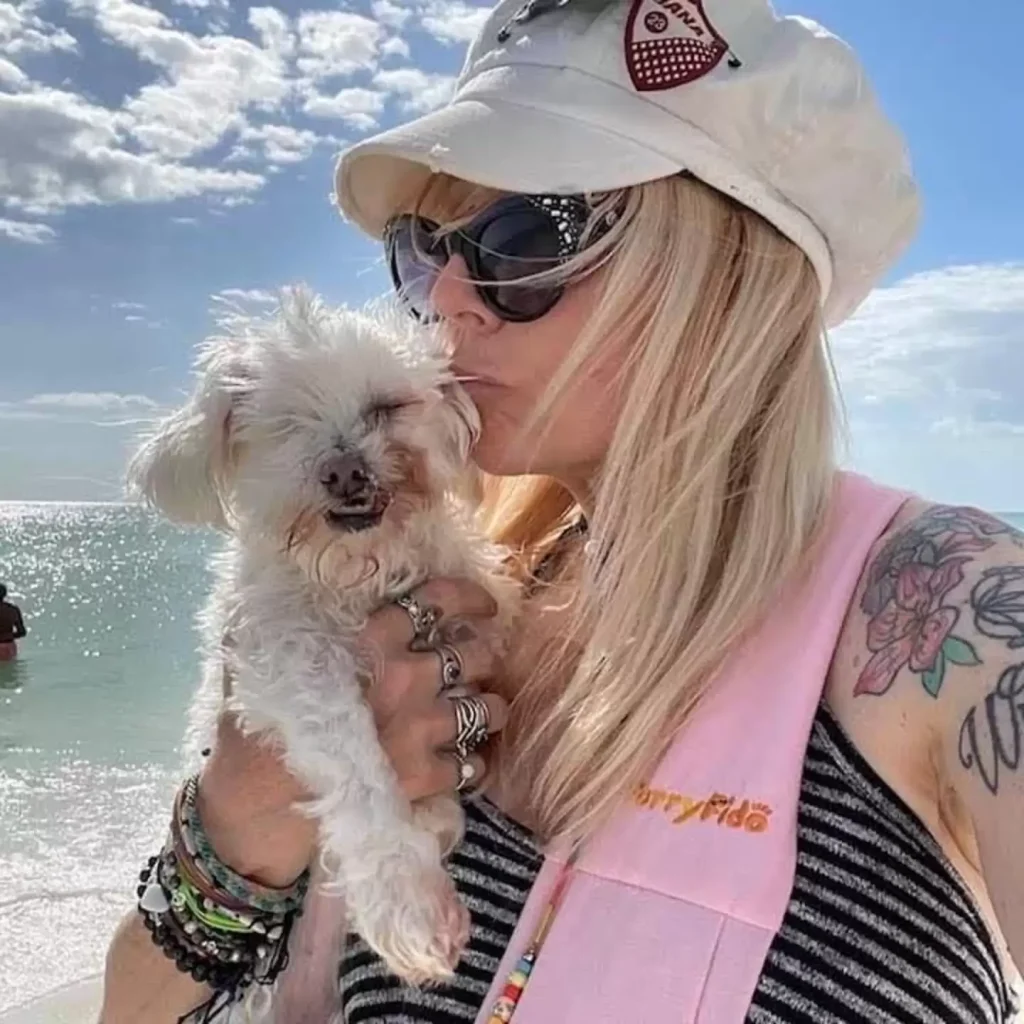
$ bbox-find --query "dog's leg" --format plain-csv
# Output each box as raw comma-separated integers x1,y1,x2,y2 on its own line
230,648,469,992
270,856,348,1024
309,749,470,989
412,794,465,858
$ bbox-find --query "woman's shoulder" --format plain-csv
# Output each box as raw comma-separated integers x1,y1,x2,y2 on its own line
824,493,1024,979
825,493,1023,774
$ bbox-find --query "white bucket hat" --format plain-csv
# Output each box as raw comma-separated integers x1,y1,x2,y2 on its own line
334,0,920,326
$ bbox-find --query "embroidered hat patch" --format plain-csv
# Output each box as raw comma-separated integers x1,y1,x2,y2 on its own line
624,0,731,91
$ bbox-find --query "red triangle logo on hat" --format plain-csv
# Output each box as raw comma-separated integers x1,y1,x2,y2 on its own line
624,0,730,92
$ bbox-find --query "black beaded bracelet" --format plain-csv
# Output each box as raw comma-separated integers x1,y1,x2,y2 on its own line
136,847,296,992
141,909,253,989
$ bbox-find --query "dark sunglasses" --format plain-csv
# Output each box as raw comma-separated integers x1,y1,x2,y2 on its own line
384,193,618,323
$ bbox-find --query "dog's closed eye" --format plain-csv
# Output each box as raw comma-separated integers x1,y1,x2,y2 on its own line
365,398,419,424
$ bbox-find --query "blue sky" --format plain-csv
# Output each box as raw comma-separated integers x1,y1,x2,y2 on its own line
1,0,1022,508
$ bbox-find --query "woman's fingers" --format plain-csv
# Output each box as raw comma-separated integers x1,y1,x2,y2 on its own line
433,749,488,795
356,576,509,803
431,690,508,746
362,577,498,651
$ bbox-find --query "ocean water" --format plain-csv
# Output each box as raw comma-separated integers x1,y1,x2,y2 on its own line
0,503,218,1015
1,502,1022,1018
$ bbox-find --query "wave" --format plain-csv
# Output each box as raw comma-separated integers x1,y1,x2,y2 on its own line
0,888,126,913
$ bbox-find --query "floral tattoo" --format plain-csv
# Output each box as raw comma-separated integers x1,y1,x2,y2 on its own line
856,505,1024,797
855,506,1010,697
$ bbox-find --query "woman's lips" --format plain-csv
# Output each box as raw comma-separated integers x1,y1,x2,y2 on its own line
452,370,499,388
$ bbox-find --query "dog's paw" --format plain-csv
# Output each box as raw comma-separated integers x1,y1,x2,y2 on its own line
351,856,470,987
412,795,465,858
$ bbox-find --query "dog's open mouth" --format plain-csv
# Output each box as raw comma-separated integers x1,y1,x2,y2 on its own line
324,488,392,533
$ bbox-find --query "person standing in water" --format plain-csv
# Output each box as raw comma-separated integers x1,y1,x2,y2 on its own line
0,584,27,661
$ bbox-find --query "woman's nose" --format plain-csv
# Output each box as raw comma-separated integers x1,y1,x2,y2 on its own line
429,253,501,336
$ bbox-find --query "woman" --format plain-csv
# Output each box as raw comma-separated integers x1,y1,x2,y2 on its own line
101,0,1023,1021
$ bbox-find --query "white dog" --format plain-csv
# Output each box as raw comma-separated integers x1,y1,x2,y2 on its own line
127,287,516,1020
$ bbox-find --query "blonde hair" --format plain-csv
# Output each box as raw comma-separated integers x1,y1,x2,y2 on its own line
417,173,839,845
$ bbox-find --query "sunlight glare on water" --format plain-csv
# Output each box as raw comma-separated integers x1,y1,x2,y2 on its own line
0,502,217,1012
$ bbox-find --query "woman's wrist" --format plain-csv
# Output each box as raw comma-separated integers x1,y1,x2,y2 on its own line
195,776,312,889
131,775,307,1004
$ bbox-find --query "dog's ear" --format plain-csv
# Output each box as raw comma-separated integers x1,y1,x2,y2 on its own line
127,339,251,527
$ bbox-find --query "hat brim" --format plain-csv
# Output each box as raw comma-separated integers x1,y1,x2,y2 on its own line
334,95,683,239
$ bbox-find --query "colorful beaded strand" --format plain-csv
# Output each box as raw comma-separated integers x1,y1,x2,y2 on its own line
485,851,579,1024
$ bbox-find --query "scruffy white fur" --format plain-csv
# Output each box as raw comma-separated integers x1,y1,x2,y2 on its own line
127,287,517,1021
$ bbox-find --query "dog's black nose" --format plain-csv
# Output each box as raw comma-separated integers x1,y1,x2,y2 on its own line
320,452,373,505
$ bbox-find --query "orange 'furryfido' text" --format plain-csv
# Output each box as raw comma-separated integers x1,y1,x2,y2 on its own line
633,783,773,833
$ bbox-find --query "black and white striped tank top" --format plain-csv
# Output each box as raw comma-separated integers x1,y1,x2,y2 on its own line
340,701,1019,1023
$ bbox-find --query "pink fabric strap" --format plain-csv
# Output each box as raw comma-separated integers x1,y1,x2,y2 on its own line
476,472,908,1023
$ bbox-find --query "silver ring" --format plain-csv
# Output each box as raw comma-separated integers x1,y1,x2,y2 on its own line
436,644,464,692
450,694,490,759
395,593,442,651
454,752,478,793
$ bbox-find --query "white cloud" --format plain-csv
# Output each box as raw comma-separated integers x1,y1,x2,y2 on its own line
0,407,59,421
213,287,277,305
0,392,163,429
249,6,293,59
373,68,453,112
0,215,54,242
64,0,295,161
302,85,385,128
295,10,383,81
0,54,27,87
380,35,410,58
108,299,163,327
371,0,412,30
930,417,1024,439
0,0,77,57
0,392,162,424
233,122,329,166
0,85,265,216
24,391,159,409
1,0,353,224
0,0,473,236
832,263,1024,438
418,1,489,44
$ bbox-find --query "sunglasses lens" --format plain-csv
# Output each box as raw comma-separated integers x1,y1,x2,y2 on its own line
387,198,587,322
389,217,445,320
474,206,566,320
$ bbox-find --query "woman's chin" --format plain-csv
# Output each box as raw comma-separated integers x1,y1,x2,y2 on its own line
471,434,532,478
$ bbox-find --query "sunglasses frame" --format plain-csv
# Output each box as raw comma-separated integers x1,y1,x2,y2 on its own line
384,193,605,323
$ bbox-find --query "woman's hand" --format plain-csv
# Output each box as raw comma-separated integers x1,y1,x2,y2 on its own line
197,578,509,887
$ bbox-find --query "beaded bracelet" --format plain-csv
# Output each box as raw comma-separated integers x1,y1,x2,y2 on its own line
176,774,308,915
137,854,262,989
136,774,307,997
